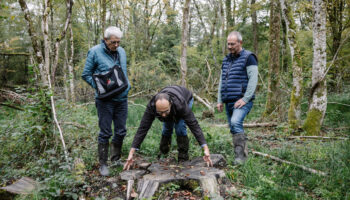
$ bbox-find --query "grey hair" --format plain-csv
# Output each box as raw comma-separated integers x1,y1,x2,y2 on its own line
155,93,170,103
228,31,243,42
104,26,123,39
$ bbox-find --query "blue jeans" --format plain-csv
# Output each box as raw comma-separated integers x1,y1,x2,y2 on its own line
95,99,128,144
225,100,253,134
162,98,194,137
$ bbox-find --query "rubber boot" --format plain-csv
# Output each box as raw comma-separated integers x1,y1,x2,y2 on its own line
177,135,189,162
98,143,110,176
158,135,172,158
111,135,124,162
232,133,248,165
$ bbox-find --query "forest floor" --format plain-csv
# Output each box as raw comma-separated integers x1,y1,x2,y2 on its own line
0,91,350,199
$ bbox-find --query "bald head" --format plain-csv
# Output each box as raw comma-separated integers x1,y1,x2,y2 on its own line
155,93,171,117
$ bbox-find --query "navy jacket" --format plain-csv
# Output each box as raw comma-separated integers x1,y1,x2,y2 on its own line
220,49,257,103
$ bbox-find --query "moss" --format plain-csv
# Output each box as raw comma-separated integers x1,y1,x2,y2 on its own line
288,87,303,131
302,108,323,135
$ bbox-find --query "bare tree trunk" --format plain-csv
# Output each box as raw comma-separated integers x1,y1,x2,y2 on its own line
280,0,304,130
303,0,327,135
18,0,45,82
63,40,69,100
50,0,74,85
263,0,281,119
68,23,75,103
220,0,226,55
251,0,258,56
101,0,106,37
42,0,51,86
180,0,191,87
225,0,233,35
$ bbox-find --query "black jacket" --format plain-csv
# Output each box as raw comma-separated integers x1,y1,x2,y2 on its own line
131,85,207,149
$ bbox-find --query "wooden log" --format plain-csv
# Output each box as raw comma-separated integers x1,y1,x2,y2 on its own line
252,151,327,176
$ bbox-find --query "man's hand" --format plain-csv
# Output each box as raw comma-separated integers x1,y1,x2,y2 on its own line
203,145,213,167
234,99,246,109
123,148,136,170
217,103,224,112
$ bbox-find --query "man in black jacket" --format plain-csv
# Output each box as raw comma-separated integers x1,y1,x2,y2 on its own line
123,86,212,170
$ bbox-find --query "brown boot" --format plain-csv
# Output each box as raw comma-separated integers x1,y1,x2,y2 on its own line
177,135,189,162
232,133,248,165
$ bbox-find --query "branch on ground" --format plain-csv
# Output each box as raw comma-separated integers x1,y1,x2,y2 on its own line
252,150,327,176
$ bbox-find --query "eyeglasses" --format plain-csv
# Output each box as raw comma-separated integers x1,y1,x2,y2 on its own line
110,40,120,45
227,43,237,46
156,108,171,115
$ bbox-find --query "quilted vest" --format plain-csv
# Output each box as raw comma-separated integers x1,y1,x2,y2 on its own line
221,49,256,103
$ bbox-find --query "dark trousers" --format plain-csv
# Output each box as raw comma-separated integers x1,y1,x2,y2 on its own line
95,99,128,144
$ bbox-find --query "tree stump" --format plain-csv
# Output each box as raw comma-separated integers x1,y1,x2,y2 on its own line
120,154,227,199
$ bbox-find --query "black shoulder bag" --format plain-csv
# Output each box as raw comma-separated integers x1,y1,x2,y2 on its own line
93,65,128,100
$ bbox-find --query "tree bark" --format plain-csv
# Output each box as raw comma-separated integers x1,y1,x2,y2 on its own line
50,0,74,85
280,0,303,130
18,0,45,83
303,0,327,135
68,23,75,103
180,0,191,87
251,0,258,56
263,0,281,119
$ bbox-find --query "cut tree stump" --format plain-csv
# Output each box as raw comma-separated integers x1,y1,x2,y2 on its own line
1,177,39,195
119,154,227,199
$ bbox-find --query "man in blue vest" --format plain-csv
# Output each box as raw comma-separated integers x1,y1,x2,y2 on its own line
217,31,258,165
82,26,130,176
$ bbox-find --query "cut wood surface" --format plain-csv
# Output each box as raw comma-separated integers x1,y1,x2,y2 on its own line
1,177,39,194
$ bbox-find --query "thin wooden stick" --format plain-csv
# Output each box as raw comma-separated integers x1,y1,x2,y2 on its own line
60,121,87,129
48,75,69,162
212,122,278,128
192,92,214,113
252,150,327,176
288,136,348,140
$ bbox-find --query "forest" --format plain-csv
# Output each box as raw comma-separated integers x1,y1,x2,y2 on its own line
0,0,350,199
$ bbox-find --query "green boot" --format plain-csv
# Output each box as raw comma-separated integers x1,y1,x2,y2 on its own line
98,143,110,176
177,135,189,162
232,133,248,165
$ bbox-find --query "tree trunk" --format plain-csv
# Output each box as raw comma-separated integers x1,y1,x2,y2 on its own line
251,0,258,56
18,0,45,82
220,0,226,55
63,40,69,100
280,0,303,130
68,23,75,103
42,0,51,86
303,0,327,135
50,0,74,85
101,0,106,37
180,0,191,87
263,0,281,119
225,0,234,35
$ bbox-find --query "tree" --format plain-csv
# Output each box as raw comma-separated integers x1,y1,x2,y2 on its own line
251,0,258,56
180,0,191,86
280,0,303,130
263,0,281,119
303,0,327,135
